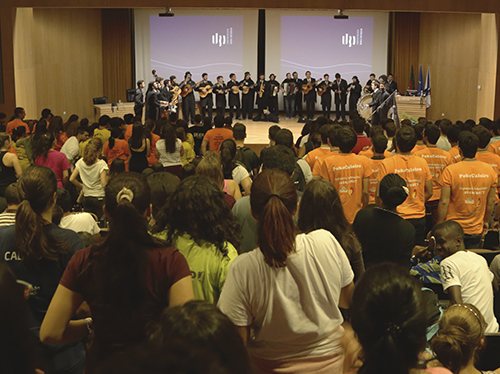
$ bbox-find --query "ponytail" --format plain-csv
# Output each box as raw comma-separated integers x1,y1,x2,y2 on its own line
251,169,297,267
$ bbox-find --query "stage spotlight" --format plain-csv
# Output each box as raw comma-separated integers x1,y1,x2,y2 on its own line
159,8,175,17
334,9,349,20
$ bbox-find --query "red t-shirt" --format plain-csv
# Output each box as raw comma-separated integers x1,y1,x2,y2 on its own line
59,245,191,366
34,150,70,188
352,134,372,155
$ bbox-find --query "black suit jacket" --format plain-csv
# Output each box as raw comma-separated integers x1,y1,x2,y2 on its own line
332,79,348,103
134,88,144,107
368,89,383,111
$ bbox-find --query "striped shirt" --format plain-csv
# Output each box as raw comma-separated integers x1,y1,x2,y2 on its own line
0,211,16,227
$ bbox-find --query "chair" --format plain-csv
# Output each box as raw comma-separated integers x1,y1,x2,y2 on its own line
93,97,108,105
126,89,136,102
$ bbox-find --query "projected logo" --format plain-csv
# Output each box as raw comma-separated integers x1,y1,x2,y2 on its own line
342,29,363,47
212,28,233,47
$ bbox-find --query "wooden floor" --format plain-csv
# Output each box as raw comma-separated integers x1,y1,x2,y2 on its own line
230,115,306,145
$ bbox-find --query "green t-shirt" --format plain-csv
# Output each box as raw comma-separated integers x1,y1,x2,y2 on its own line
154,231,238,303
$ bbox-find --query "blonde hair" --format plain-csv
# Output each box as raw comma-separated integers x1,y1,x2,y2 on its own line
83,138,103,166
196,151,224,190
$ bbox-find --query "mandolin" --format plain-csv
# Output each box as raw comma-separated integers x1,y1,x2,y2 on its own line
242,83,256,95
301,78,322,95
198,85,213,98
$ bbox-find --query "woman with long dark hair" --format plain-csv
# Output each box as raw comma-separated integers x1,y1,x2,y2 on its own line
218,169,354,373
0,132,22,197
152,175,240,303
48,116,68,151
155,123,183,177
220,139,252,195
41,172,194,372
0,165,86,374
103,128,129,168
34,132,71,188
298,179,365,282
128,122,150,174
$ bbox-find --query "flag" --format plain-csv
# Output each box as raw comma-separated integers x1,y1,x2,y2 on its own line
424,66,431,108
409,65,415,90
417,65,424,95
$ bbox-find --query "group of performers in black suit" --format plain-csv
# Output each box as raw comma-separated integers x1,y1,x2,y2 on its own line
135,70,397,124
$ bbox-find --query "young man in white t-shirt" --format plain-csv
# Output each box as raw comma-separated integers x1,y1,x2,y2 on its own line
431,220,499,333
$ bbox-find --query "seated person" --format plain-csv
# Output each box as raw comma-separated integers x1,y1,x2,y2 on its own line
0,183,20,227
56,188,100,240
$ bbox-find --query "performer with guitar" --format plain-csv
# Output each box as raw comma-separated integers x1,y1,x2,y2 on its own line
266,74,281,115
292,72,304,121
180,71,197,124
196,73,214,119
318,74,332,119
255,73,267,120
281,72,295,119
227,73,242,120
332,73,348,121
303,71,317,120
214,76,227,116
241,71,255,120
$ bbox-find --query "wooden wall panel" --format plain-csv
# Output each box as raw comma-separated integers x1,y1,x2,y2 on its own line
27,9,104,122
392,12,420,96
419,13,482,122
102,9,132,104
0,8,17,116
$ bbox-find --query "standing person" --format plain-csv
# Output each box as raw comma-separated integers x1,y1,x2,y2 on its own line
298,179,365,282
332,73,348,121
202,115,233,155
227,73,241,120
437,131,498,249
377,126,433,245
386,73,398,94
318,74,333,119
214,76,227,116
127,123,151,174
281,72,295,119
197,73,213,119
431,221,499,332
103,128,130,168
218,169,354,373
0,165,86,374
146,81,161,121
7,107,29,135
367,80,383,126
364,72,376,93
241,71,255,120
254,73,267,120
34,132,71,189
266,74,281,115
61,126,90,170
70,138,109,219
93,115,111,145
40,172,194,373
347,76,362,116
318,127,371,223
303,70,317,120
292,71,304,121
134,80,145,118
0,133,22,197
156,124,183,177
181,71,197,124
152,175,240,303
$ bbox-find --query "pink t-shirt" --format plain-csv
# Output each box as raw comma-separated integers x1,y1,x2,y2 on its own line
35,150,70,188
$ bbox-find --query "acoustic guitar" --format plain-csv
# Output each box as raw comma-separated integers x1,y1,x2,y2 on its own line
301,78,322,95
317,81,332,96
198,85,213,98
180,80,202,98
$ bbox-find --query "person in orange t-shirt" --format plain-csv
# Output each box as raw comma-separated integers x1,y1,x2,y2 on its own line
447,124,461,163
103,128,130,168
437,131,498,249
366,134,389,205
488,138,500,156
377,126,433,245
305,124,334,170
474,125,500,198
6,107,29,136
202,115,233,155
410,123,427,154
319,127,370,223
358,126,393,159
312,125,341,178
124,123,134,141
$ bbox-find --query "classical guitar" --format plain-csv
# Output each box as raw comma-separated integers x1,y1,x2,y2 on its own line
198,85,213,98
317,81,332,96
301,78,322,95
180,80,202,98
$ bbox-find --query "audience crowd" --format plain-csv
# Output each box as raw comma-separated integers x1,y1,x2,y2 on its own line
1,106,500,374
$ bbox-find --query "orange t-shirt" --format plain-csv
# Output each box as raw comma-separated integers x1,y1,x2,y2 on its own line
312,151,339,176
488,139,500,156
414,146,453,202
305,146,331,170
124,125,133,141
6,119,29,135
448,145,461,163
377,154,432,220
148,133,160,166
319,153,371,223
411,144,427,154
439,160,497,235
367,158,385,205
103,139,130,167
358,147,392,159
203,128,234,152
476,151,500,199
54,132,68,152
